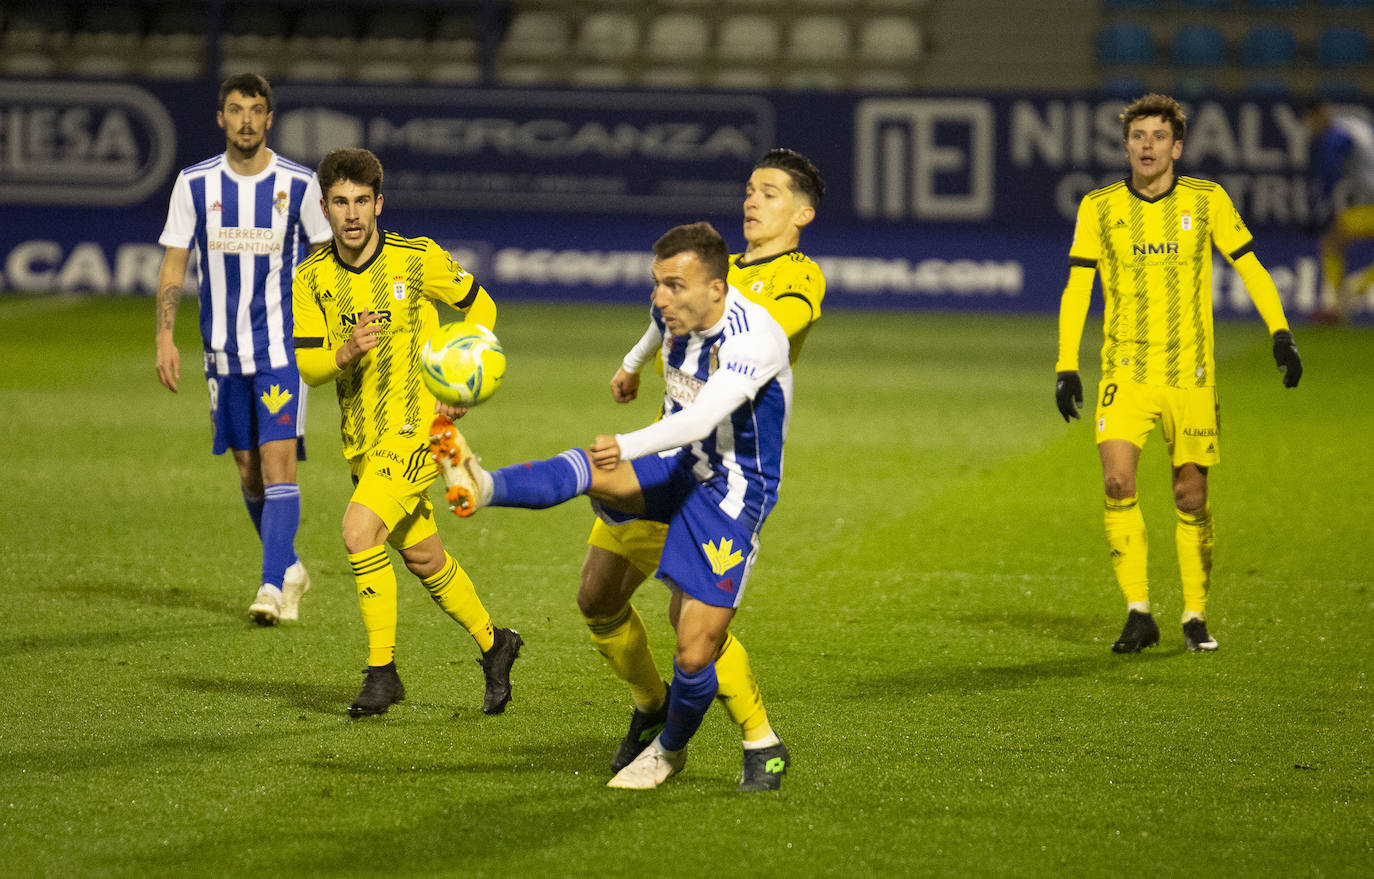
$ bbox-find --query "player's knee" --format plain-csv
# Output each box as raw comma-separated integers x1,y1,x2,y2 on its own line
1174,483,1207,513
577,572,621,618
1104,473,1135,499
673,647,713,675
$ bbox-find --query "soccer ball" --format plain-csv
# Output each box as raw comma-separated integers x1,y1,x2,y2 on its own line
420,321,505,407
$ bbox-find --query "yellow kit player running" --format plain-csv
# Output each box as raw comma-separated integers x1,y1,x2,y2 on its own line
293,148,521,717
1055,94,1302,654
580,149,825,790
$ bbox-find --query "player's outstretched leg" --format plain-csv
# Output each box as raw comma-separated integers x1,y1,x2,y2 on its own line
477,626,524,714
715,633,789,791
348,661,405,718
429,416,492,517
1111,609,1160,653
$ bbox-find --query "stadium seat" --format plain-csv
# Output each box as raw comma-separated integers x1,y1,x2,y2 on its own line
432,10,479,66
426,61,481,86
0,2,71,55
571,64,633,88
1173,73,1217,97
1095,23,1154,64
645,13,711,62
787,15,850,63
1102,75,1148,97
67,4,143,78
221,4,287,73
1314,27,1372,67
864,0,932,8
1179,0,1232,9
282,9,357,81
857,16,923,65
577,12,638,62
782,68,846,91
1104,0,1163,8
717,14,782,63
1171,25,1227,67
711,66,775,90
850,68,917,91
496,61,562,86
1246,0,1301,9
355,10,430,84
143,6,206,79
639,66,706,89
1241,26,1298,67
500,10,572,61
1316,77,1361,99
1319,0,1373,8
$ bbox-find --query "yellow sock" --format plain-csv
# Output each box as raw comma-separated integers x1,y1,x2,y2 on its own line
1105,495,1149,605
1322,242,1347,298
585,603,665,710
715,633,773,743
349,546,398,667
1176,505,1214,618
421,553,494,652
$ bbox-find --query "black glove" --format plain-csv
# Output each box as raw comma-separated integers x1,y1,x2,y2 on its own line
1272,330,1302,388
1055,370,1083,421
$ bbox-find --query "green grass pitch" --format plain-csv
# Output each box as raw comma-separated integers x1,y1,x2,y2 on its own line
1,295,1370,877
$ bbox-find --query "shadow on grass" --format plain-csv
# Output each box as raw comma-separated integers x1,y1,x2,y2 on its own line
169,673,347,715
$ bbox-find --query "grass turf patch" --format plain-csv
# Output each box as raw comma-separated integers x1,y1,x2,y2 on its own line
1,295,1370,877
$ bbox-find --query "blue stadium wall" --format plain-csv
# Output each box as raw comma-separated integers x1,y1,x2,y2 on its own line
1,78,1365,317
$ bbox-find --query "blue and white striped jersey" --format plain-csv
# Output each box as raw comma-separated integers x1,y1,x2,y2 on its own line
617,287,793,524
159,151,332,376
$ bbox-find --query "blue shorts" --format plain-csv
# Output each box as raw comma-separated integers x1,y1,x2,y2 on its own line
205,355,306,459
628,450,765,609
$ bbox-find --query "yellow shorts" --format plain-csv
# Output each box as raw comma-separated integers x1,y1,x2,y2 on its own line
348,432,441,550
1335,204,1374,239
1095,377,1220,467
586,516,669,578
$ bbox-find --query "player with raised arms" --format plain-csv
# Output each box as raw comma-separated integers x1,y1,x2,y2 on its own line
155,73,332,626
431,222,794,790
1055,94,1302,654
292,147,522,718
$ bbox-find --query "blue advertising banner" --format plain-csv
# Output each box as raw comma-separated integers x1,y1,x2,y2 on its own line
1,78,1368,318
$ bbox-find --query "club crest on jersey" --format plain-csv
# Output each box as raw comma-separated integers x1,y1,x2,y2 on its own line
392,276,407,300
275,190,289,215
1181,212,1192,231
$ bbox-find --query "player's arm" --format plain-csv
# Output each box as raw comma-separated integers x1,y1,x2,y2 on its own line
610,319,663,403
1054,196,1100,420
1212,187,1302,388
608,333,785,464
422,239,495,328
155,246,190,392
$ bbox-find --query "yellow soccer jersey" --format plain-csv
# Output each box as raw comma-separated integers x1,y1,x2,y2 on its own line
1064,176,1255,388
730,249,825,364
293,231,491,460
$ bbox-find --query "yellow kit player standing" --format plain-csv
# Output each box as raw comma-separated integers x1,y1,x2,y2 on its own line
292,148,522,717
579,148,825,790
1055,94,1303,654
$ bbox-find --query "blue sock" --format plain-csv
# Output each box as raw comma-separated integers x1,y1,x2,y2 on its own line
489,449,593,509
659,660,719,752
242,488,265,537
260,482,301,588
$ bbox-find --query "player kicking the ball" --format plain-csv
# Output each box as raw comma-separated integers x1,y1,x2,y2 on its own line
432,222,793,789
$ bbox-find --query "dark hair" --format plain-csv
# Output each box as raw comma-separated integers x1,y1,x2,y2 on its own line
754,147,825,207
1120,93,1187,142
653,222,729,283
317,148,384,196
218,73,273,114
